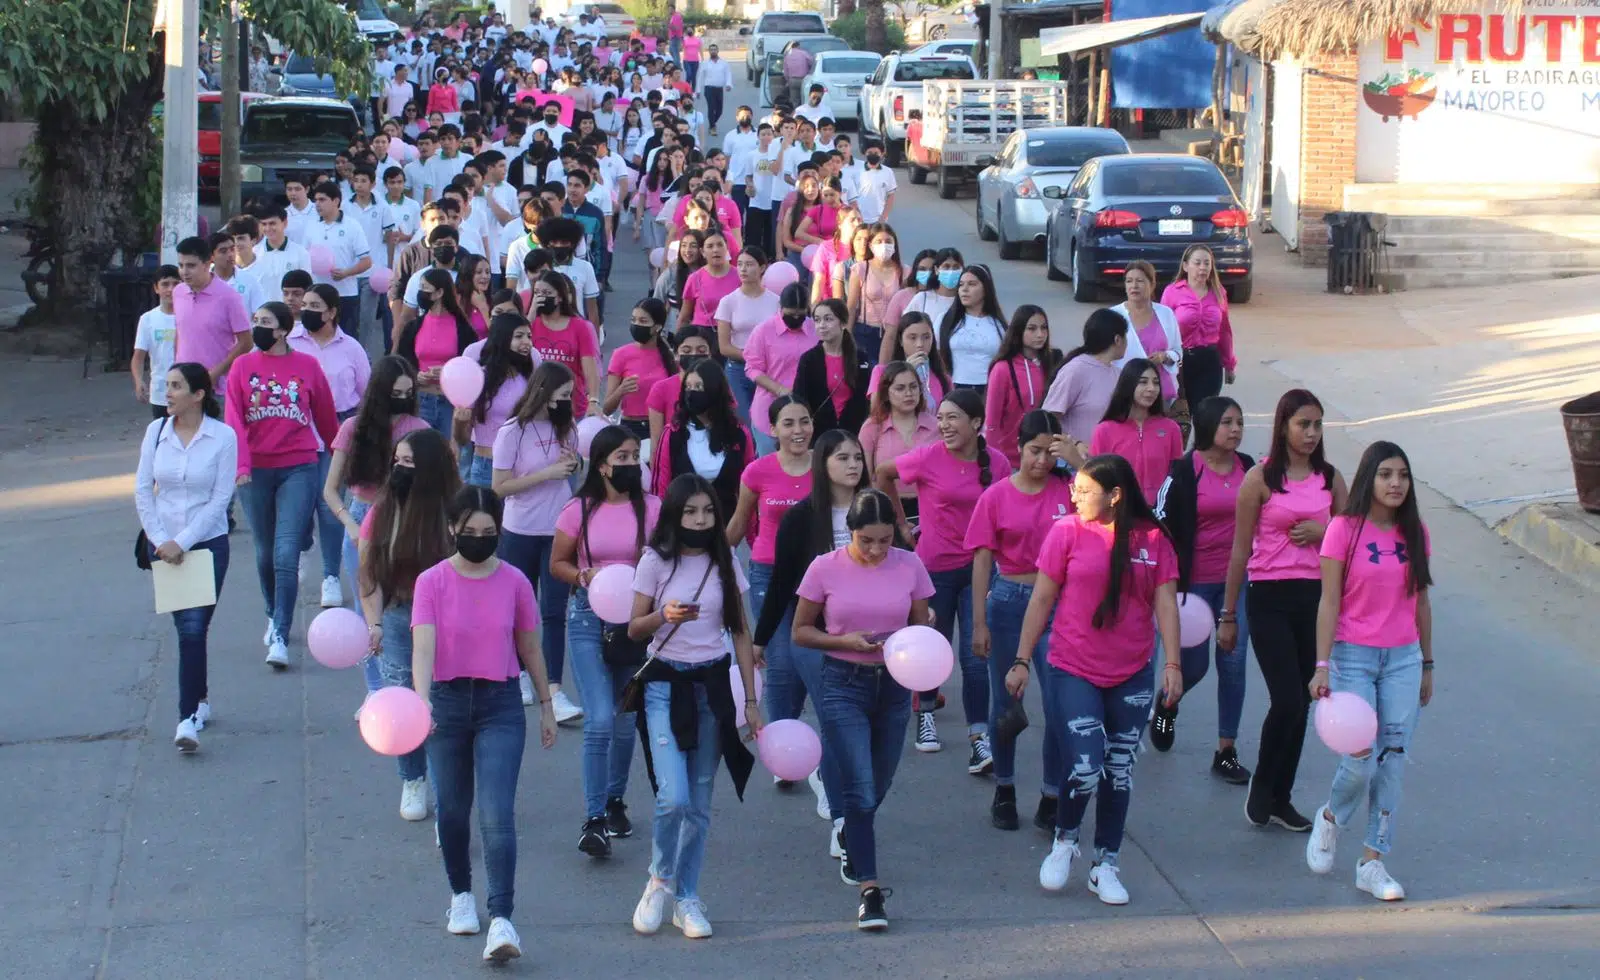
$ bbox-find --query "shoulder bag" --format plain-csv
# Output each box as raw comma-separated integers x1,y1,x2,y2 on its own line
134,417,170,571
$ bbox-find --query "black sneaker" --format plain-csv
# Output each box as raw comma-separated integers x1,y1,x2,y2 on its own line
1033,794,1058,832
857,886,890,931
1150,703,1177,752
840,851,861,885
1269,801,1313,833
991,785,1019,831
578,816,611,858
1211,747,1251,785
967,735,993,775
605,797,633,838
1244,775,1271,827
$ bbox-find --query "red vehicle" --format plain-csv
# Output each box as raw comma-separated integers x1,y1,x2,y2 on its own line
198,91,268,201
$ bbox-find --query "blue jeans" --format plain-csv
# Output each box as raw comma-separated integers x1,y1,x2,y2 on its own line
927,564,988,733
342,498,383,694
171,535,230,720
818,657,912,883
417,390,454,437
984,577,1060,793
566,589,638,819
466,451,494,488
302,451,342,578
645,662,721,901
724,358,756,428
1326,641,1424,855
1049,664,1154,865
379,603,429,782
426,678,526,919
242,462,319,643
1179,580,1250,740
500,530,569,684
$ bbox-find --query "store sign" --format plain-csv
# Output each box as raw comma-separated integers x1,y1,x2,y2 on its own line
1355,2,1600,183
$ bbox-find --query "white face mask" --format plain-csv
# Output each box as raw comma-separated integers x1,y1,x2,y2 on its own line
870,242,896,262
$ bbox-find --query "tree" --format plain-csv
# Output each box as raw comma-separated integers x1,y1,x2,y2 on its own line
838,0,858,18
865,0,888,52
0,0,369,315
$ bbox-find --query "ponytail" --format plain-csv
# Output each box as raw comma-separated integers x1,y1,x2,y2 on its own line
942,387,991,488
975,432,993,488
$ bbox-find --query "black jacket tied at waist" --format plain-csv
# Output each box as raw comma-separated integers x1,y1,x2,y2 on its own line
622,654,754,801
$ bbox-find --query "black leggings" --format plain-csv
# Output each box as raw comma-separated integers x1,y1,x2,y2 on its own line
1248,578,1321,806
1181,344,1224,406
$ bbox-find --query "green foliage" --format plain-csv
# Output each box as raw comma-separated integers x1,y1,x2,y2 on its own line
830,11,903,51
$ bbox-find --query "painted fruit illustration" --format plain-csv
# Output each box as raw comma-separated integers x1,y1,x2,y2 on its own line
1362,69,1436,121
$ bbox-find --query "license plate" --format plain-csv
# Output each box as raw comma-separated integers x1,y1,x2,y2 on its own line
1158,219,1193,235
845,86,861,95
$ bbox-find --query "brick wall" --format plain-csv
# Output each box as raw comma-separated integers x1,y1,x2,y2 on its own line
1296,51,1357,266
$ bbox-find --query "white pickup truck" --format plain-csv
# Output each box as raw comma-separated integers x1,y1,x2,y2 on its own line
857,52,979,166
743,11,830,83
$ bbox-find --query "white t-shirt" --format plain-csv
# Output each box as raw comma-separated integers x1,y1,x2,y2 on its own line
385,80,415,119
134,308,177,405
422,152,469,196
713,288,780,349
855,166,898,223
685,424,725,480
532,121,571,144
307,214,373,298
795,102,830,126
905,290,956,328
456,204,492,258
947,314,1005,385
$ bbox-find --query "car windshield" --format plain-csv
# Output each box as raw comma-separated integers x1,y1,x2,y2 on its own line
356,0,384,18
284,54,323,75
1028,136,1128,168
799,37,849,53
761,13,826,32
244,106,356,148
1104,162,1233,197
894,60,974,82
822,56,881,74
197,102,222,131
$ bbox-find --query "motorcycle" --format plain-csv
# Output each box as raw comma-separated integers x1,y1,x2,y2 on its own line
19,221,58,309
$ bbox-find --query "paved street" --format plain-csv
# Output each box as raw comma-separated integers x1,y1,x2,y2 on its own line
2,65,1599,979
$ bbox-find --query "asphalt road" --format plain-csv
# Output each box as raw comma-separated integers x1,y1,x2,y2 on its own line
2,68,1598,979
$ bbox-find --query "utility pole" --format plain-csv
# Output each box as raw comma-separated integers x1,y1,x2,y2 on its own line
159,0,201,263
988,0,1004,80
220,1,241,218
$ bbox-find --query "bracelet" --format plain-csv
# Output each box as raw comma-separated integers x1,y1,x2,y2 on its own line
1216,613,1236,624
540,698,553,704
367,623,382,631
1010,660,1031,672
1421,662,1435,671
1315,660,1330,669
1163,663,1182,671
744,698,758,705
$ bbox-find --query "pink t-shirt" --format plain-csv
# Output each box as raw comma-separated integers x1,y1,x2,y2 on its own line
804,204,839,240
1191,454,1245,584
491,420,576,536
1320,516,1429,647
474,372,528,448
739,453,812,565
647,373,684,421
795,547,935,665
672,194,742,232
414,313,466,372
962,476,1075,577
824,352,849,419
743,313,816,435
1136,322,1178,401
529,316,600,407
895,441,1013,573
411,559,535,681
681,265,742,328
1248,470,1333,581
555,495,663,569
332,414,430,501
1089,417,1184,505
1038,517,1179,686
713,287,780,349
607,343,674,418
632,549,749,664
1042,355,1120,446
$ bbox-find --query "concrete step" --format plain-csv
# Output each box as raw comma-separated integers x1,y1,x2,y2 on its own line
1383,267,1600,290
1346,182,1600,204
1385,248,1600,271
1385,230,1600,252
1342,196,1600,217
1383,213,1600,236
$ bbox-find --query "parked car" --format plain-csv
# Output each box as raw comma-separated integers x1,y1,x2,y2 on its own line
238,97,362,205
353,0,402,46
906,38,979,62
906,7,980,43
761,36,851,108
858,52,978,165
975,126,1130,258
1043,153,1253,303
743,10,830,83
800,50,884,124
198,91,270,202
560,2,636,40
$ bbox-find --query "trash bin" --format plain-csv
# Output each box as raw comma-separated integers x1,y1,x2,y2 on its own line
1324,211,1389,294
101,267,158,371
1560,391,1600,513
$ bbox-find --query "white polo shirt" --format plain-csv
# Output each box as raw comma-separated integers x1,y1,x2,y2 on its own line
422,151,469,197
381,194,423,263
306,213,372,298
343,195,396,271
251,238,311,299
855,166,898,223
402,156,431,195
284,201,317,245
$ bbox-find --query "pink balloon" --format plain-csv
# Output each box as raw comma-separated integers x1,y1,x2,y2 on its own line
1177,593,1214,648
729,664,764,728
649,247,666,268
801,244,819,267
308,245,335,278
1314,691,1378,755
439,356,484,408
587,563,636,624
762,262,798,292
360,686,432,756
883,625,953,692
532,57,549,74
576,415,609,456
307,607,368,669
368,267,393,294
757,719,821,781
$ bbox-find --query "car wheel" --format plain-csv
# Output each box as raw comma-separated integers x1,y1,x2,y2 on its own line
885,136,903,168
975,193,995,240
1045,228,1069,281
909,165,927,184
1071,246,1098,302
930,24,948,40
997,213,1020,259
937,166,957,199
1226,278,1253,304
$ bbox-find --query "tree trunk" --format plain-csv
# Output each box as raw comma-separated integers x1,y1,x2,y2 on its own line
838,0,858,18
864,0,886,53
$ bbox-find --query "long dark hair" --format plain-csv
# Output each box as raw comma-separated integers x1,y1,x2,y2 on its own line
1077,453,1174,629
807,429,870,555
888,311,951,395
169,362,222,418
993,303,1063,407
1064,308,1129,366
474,313,532,424
1262,388,1335,493
573,424,648,565
846,486,899,533
1340,440,1432,596
347,355,420,489
632,297,676,376
937,264,1004,372
536,269,579,318
813,297,858,389
456,252,489,310
398,267,476,366
508,361,578,445
361,428,461,603
648,474,746,635
674,358,744,454
940,388,992,488
905,248,937,289
447,484,505,542
1102,358,1165,422
869,360,925,423
1191,396,1241,452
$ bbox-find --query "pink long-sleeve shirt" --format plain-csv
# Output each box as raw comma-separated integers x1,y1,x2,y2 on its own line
1159,281,1236,370
225,348,340,476
984,355,1047,471
742,313,816,435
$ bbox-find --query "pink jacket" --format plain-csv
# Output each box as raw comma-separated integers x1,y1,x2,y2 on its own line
1159,281,1236,371
984,355,1047,471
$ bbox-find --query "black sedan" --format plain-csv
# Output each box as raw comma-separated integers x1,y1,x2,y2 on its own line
1042,154,1253,303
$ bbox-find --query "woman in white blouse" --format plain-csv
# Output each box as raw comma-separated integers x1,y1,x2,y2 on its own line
134,362,238,754
1110,260,1184,410
937,265,1008,397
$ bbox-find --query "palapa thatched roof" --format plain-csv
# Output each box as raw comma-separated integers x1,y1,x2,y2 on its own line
1205,0,1516,58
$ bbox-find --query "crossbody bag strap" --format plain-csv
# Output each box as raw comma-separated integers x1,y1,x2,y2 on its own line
633,559,717,675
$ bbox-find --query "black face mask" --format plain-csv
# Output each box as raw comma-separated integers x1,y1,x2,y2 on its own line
607,463,642,494
782,312,807,330
456,533,499,563
678,354,705,373
536,296,558,314
300,310,328,333
252,326,280,351
388,464,415,502
683,390,714,416
544,114,561,125
431,245,457,266
506,351,534,373
547,399,573,427
549,246,575,264
388,394,416,416
679,525,716,550
866,154,883,167
630,324,656,344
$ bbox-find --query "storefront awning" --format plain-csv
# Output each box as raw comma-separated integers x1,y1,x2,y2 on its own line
1037,11,1206,57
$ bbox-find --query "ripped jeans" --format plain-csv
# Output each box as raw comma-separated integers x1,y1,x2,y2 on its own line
1048,663,1153,866
1326,640,1423,856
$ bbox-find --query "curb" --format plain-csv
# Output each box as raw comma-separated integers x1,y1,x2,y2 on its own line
1498,502,1600,594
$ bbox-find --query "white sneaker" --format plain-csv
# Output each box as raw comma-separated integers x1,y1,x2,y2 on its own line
1088,863,1130,905
194,702,211,730
446,892,480,935
1039,835,1080,891
551,686,584,725
265,631,289,670
519,671,534,706
174,716,199,753
482,917,522,961
263,618,275,645
672,898,713,939
1306,804,1338,874
400,778,429,821
1356,859,1405,901
632,877,671,935
809,768,830,820
320,575,342,607
829,817,845,859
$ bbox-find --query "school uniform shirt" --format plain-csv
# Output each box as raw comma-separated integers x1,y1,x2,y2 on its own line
402,156,431,195
422,151,469,197
250,238,311,302
380,195,423,263
342,196,396,272
133,308,177,406
554,258,602,308
895,441,1012,573
962,476,1075,577
854,166,897,223
1320,516,1431,648
306,214,372,299
284,201,317,245
134,415,238,550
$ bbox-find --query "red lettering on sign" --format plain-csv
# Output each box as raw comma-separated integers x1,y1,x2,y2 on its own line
1385,25,1422,61
1437,14,1483,62
1487,15,1525,62
1586,16,1600,62
1529,15,1577,61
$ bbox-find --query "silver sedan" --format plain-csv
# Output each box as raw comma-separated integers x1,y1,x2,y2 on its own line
974,126,1131,259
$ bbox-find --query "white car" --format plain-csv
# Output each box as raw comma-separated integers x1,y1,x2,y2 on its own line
801,50,883,125
559,2,637,41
